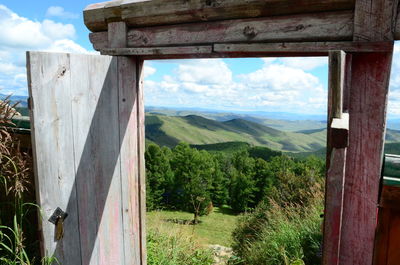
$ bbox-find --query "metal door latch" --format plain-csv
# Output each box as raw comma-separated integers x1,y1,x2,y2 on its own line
49,207,68,241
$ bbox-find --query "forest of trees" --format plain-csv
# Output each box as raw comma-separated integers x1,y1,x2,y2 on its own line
145,142,325,217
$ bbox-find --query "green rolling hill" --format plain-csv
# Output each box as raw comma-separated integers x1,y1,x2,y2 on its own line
145,113,400,153
145,114,327,152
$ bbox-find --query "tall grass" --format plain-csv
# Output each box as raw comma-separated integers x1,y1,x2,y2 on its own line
231,184,324,265
147,212,214,265
0,96,56,265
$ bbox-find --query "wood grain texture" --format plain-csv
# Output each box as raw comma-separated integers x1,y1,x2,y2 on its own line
84,0,355,32
28,52,146,265
27,51,82,265
100,46,213,56
117,56,141,265
108,22,127,48
353,0,399,41
340,52,393,265
89,11,354,49
70,54,125,265
214,41,394,54
323,148,347,265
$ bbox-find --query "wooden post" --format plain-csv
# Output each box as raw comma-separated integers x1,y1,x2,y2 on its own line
109,21,147,265
337,0,397,263
339,52,393,264
323,51,348,265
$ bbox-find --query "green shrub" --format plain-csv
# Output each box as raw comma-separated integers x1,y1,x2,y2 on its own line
147,228,214,265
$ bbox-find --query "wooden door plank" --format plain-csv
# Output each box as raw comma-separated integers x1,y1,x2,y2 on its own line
27,52,82,265
340,52,393,264
137,59,147,265
69,54,125,265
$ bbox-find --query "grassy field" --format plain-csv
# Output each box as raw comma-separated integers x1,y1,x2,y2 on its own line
146,207,239,247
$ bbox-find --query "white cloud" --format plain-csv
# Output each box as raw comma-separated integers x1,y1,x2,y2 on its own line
46,6,79,19
0,5,92,96
144,58,327,114
144,64,156,78
280,57,328,71
177,59,232,84
262,57,328,71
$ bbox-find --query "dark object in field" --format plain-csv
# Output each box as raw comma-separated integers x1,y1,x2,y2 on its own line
163,218,203,225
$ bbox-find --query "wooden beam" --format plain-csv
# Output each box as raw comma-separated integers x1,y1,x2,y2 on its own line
323,50,347,265
100,46,213,56
89,11,354,49
84,0,355,32
214,41,394,54
340,52,392,265
99,41,394,59
353,0,399,41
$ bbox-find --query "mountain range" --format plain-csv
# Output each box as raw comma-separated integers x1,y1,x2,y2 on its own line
145,113,400,153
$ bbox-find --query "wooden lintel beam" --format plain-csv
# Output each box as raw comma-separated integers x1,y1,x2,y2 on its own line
99,41,393,58
100,46,213,56
89,11,354,50
84,0,355,32
214,42,393,54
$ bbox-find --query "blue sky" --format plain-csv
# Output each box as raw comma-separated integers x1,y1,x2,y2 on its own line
0,1,399,117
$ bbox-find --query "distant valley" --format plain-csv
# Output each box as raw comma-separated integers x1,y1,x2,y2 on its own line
3,96,400,155
145,113,400,154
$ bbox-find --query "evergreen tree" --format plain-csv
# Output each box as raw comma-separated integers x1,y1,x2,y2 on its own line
145,144,173,210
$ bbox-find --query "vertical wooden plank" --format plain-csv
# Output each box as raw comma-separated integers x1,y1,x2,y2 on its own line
118,56,142,265
327,51,346,167
340,52,393,264
323,51,347,265
70,54,124,265
323,148,347,265
329,51,346,119
137,59,147,265
27,52,82,265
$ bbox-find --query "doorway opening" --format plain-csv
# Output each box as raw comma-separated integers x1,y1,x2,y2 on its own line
143,57,328,265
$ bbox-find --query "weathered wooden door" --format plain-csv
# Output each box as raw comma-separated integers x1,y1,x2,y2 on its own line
27,52,146,265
